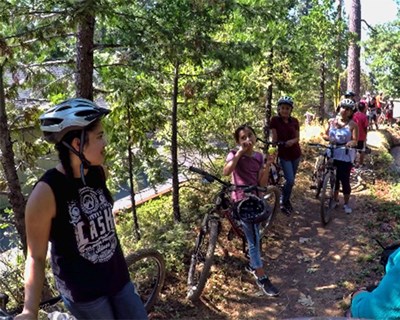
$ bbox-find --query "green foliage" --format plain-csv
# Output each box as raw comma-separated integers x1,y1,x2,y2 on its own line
116,194,193,273
0,250,25,309
364,20,400,97
116,163,224,274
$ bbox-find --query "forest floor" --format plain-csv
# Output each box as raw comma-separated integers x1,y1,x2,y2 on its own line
151,125,400,320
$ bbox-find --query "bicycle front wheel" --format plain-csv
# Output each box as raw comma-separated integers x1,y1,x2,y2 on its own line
320,171,336,226
125,249,166,312
313,155,326,199
259,185,280,238
187,215,219,301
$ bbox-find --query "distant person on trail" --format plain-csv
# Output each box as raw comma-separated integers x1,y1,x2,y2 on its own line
16,98,147,320
376,91,383,114
323,98,359,215
270,96,302,216
304,110,315,126
367,96,379,130
385,98,394,127
223,124,280,297
350,247,400,319
352,101,369,166
365,91,372,104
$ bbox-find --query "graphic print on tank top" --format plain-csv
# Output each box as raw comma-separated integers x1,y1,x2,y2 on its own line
68,186,117,263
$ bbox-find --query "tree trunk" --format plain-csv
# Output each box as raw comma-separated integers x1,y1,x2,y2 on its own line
0,64,27,253
263,48,274,147
347,0,361,99
76,11,95,100
335,0,343,106
171,62,181,222
319,59,326,120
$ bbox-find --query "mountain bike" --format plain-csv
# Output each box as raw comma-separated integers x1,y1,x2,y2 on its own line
350,147,376,192
186,166,280,301
0,248,165,318
308,143,347,225
350,166,376,192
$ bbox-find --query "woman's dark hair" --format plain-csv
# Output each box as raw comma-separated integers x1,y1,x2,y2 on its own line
55,119,100,180
358,101,366,112
234,124,256,143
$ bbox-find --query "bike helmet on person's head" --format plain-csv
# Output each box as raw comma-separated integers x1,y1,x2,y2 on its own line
235,194,270,224
277,96,294,108
344,90,355,98
40,98,110,144
339,98,356,111
40,98,110,185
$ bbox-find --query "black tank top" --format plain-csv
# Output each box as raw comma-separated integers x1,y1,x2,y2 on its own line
39,166,129,302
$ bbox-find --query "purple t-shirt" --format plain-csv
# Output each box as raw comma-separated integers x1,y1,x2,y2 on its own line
270,116,302,161
226,149,263,201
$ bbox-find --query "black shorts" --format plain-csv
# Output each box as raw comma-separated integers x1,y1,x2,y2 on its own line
357,141,365,150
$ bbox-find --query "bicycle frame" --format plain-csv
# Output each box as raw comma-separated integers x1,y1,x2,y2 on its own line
308,143,340,225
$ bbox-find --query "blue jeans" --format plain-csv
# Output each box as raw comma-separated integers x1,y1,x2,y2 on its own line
241,221,262,269
279,157,301,204
62,281,148,320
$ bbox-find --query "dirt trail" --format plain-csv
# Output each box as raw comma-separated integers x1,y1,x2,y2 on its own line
153,127,398,320
154,171,374,320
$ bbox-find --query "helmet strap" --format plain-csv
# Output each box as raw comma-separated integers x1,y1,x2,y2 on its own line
61,129,91,185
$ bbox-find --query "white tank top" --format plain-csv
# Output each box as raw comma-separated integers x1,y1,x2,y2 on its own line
328,119,356,163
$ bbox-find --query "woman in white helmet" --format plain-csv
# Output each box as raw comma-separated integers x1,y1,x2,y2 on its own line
323,98,359,215
16,98,147,320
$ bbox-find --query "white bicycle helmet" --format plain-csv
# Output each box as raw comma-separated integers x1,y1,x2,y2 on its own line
40,98,110,143
339,98,356,111
235,194,270,224
277,96,294,107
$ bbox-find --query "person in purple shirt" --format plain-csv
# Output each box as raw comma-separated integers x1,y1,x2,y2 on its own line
223,124,279,297
270,96,302,215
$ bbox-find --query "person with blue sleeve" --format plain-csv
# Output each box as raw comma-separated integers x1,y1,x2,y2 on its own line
350,247,400,319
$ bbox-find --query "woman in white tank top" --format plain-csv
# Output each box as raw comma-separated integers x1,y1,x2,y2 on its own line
323,99,359,214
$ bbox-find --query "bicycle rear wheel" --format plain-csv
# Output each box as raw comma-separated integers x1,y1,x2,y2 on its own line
125,248,166,312
187,214,219,301
259,185,280,238
320,171,336,226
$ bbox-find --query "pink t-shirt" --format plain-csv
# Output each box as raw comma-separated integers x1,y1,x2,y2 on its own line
353,111,368,141
226,150,263,201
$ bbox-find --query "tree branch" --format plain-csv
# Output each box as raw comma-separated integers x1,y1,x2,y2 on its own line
361,19,377,33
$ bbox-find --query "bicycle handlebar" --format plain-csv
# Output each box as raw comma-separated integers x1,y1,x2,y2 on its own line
189,166,268,193
189,166,229,186
256,137,286,146
307,143,363,151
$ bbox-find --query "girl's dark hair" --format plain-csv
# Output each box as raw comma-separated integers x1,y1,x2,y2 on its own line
55,119,99,180
358,101,366,112
234,124,256,142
